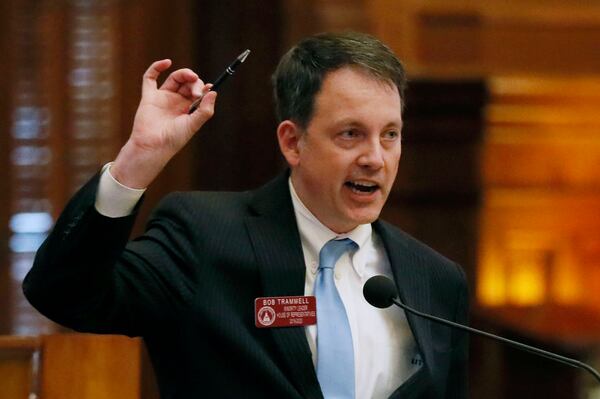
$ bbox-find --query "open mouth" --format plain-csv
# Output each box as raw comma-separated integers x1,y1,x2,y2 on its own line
345,181,379,194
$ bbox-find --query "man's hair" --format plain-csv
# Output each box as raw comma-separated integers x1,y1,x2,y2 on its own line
272,31,407,128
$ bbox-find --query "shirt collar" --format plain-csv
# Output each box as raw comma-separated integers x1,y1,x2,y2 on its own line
288,178,372,267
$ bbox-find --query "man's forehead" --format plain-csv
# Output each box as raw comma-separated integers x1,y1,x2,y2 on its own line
313,68,401,113
311,68,402,120
321,66,400,96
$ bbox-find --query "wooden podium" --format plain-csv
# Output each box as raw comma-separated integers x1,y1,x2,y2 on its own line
0,334,150,399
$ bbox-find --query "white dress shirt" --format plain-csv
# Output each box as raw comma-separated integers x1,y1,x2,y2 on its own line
289,179,422,399
94,165,422,398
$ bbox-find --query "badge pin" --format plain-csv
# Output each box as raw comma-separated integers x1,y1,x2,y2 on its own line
254,295,317,328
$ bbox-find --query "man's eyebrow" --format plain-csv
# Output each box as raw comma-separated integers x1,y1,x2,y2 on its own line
330,118,360,127
328,117,403,131
383,120,403,129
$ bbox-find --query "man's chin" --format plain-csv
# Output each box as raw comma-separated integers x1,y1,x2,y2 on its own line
345,208,382,227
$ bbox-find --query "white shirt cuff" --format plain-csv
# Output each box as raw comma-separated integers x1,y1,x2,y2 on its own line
94,162,146,218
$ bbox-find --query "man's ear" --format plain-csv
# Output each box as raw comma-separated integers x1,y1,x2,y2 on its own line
277,120,303,167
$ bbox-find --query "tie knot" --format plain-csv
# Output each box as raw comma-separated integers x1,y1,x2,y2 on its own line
318,238,356,270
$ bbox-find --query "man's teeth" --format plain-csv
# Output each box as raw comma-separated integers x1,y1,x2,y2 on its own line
354,181,375,187
346,181,378,192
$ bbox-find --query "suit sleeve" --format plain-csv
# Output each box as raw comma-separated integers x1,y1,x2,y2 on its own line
22,173,199,337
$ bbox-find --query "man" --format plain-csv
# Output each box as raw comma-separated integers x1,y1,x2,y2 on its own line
23,32,468,398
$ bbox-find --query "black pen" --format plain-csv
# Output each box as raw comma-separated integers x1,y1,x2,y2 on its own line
188,49,251,114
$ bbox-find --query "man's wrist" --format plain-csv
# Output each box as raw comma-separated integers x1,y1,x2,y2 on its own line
110,140,170,189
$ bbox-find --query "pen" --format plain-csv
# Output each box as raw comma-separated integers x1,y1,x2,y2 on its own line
188,49,251,114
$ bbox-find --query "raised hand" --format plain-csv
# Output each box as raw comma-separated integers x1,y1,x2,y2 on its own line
111,59,217,189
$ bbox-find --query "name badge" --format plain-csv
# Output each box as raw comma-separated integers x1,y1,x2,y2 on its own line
254,296,317,328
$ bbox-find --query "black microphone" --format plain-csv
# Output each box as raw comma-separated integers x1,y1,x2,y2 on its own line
363,275,600,383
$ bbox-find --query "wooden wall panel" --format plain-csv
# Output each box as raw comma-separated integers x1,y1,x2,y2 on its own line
368,0,600,77
474,75,600,399
480,77,600,312
382,80,487,290
0,0,15,335
484,15,600,75
416,11,482,68
282,0,367,46
115,0,196,236
190,0,285,193
485,77,600,188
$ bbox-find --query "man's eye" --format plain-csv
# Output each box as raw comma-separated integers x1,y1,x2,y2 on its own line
383,130,400,140
340,130,358,139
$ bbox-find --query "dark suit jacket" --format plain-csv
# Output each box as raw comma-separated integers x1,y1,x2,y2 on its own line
23,171,468,399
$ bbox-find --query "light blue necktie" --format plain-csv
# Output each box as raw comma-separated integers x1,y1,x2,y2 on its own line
315,238,357,399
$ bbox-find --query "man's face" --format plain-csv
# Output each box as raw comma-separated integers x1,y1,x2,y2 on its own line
279,66,403,233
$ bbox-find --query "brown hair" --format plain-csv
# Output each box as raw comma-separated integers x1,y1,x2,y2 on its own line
272,31,407,128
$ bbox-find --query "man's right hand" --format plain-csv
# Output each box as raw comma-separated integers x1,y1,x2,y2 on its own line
111,59,217,189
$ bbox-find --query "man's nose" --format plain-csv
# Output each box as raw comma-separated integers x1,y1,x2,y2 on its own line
357,139,385,169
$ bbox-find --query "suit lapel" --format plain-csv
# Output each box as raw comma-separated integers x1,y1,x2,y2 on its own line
374,221,436,387
244,172,323,399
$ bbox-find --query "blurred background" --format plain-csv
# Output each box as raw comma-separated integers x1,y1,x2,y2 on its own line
1,0,600,398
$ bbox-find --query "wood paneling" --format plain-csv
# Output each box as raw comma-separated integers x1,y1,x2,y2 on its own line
416,12,482,67
382,80,487,290
0,0,15,335
480,77,600,310
282,0,367,46
475,75,600,399
368,0,600,77
485,77,600,188
115,0,196,236
190,0,285,193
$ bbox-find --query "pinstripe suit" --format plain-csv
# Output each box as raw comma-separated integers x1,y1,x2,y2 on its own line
24,170,468,399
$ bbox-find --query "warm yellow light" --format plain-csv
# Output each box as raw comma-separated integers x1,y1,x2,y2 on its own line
507,251,546,306
551,253,581,305
478,259,506,306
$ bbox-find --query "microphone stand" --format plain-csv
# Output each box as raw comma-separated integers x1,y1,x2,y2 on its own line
392,297,600,384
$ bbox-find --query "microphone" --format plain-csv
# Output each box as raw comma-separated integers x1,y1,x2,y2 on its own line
363,275,600,383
